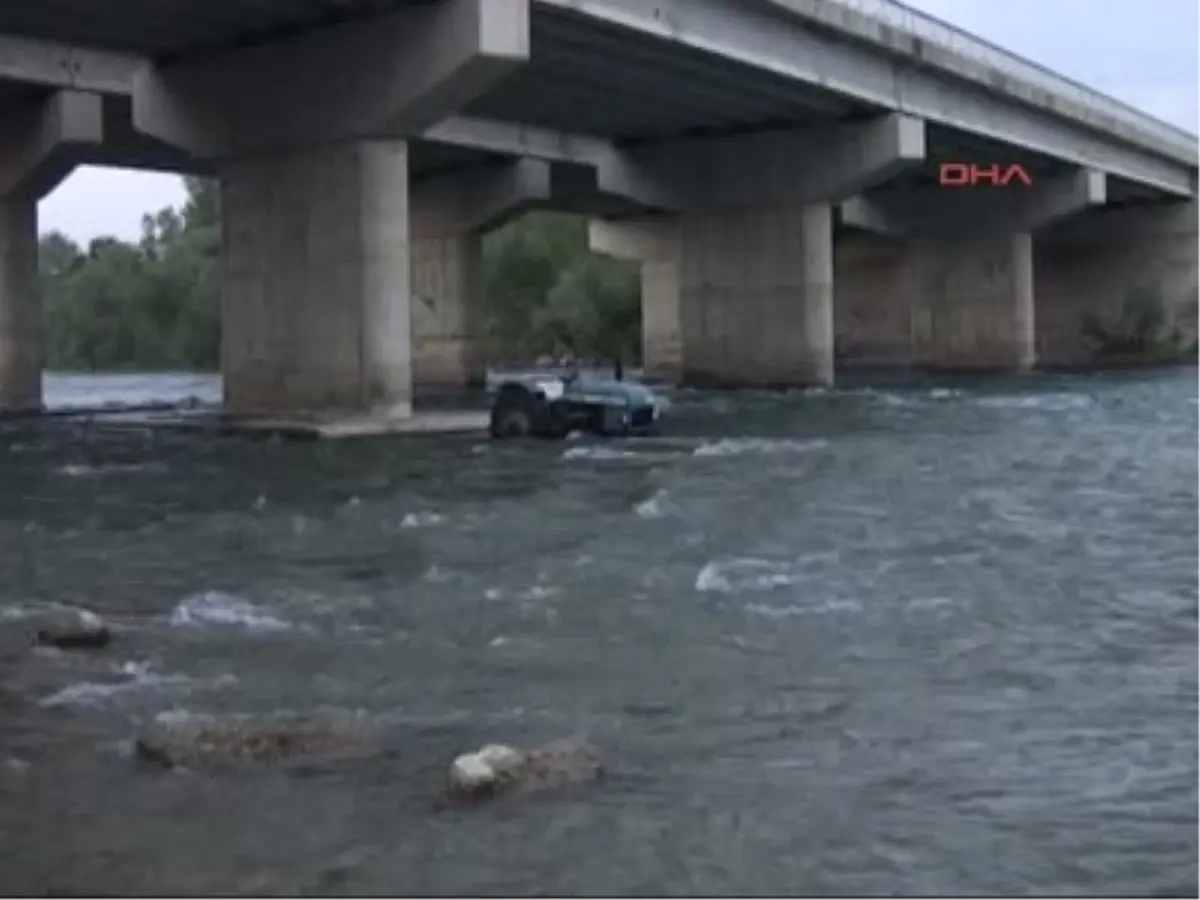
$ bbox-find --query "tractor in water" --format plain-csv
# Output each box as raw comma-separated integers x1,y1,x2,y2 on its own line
488,365,667,440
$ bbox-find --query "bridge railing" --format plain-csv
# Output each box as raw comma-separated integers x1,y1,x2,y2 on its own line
826,0,1198,151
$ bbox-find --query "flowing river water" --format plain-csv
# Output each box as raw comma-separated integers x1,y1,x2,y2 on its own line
0,369,1196,896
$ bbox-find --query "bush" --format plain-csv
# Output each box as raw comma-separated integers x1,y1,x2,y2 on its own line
42,186,642,372
1080,285,1197,362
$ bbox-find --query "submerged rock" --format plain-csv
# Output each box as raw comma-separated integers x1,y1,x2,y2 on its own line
134,716,377,770
447,738,603,801
33,607,111,650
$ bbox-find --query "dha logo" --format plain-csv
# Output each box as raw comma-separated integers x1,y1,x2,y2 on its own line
939,162,1033,188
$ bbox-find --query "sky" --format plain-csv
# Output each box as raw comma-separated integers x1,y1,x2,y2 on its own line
38,0,1199,244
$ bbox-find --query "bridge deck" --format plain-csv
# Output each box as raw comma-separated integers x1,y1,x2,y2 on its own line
0,0,1193,196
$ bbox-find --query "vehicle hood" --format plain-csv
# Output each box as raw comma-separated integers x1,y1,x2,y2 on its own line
562,377,659,406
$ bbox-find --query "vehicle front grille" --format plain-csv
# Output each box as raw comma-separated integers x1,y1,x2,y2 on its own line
630,406,655,429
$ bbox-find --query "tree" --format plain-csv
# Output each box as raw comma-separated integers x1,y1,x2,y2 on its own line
41,180,642,372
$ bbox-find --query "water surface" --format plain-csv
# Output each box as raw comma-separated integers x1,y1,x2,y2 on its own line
1,369,1196,896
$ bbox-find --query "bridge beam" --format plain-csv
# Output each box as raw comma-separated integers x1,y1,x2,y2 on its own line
0,90,105,200
603,113,926,213
839,169,1108,238
133,0,529,160
546,0,1194,195
0,35,142,94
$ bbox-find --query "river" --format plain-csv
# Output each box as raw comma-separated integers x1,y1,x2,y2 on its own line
1,369,1196,896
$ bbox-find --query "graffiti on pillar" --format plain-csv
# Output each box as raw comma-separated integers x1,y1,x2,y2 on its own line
938,162,1033,188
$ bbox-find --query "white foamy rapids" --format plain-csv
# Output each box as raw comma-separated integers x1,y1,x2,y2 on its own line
696,558,799,594
635,489,669,519
562,446,640,461
168,591,292,632
745,599,863,619
38,661,234,708
692,438,828,459
0,603,37,621
400,512,446,529
56,462,165,477
977,392,1094,411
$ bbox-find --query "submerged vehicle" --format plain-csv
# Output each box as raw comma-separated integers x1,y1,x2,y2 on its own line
489,371,667,440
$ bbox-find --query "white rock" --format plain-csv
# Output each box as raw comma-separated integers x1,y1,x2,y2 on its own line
475,744,525,771
448,743,525,793
449,753,497,792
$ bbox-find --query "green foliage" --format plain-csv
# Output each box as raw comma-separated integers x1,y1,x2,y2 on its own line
1081,285,1198,361
42,182,641,372
43,177,221,370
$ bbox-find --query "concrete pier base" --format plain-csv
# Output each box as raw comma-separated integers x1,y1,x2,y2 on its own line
220,139,413,420
0,195,42,416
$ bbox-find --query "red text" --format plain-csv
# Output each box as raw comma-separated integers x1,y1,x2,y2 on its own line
938,162,1033,188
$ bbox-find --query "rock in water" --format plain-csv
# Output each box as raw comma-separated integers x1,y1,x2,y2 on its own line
33,607,111,650
134,716,377,770
447,738,603,801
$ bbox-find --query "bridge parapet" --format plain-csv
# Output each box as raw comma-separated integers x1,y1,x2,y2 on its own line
764,0,1197,164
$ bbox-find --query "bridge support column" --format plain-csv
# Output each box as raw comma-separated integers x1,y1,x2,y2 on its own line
834,233,914,372
588,217,681,382
910,233,1036,372
0,89,104,415
410,232,484,390
219,139,412,420
0,196,40,416
679,203,834,387
592,205,835,387
839,168,1107,373
408,159,550,390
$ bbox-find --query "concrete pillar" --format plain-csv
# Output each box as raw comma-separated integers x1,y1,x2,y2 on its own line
640,259,682,381
0,196,41,415
679,203,834,387
588,216,683,382
910,233,1035,372
220,139,412,420
0,89,103,415
587,115,924,388
410,232,484,389
407,159,551,390
838,167,1107,374
834,233,913,371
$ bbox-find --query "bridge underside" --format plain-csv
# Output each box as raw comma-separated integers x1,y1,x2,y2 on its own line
0,0,1194,421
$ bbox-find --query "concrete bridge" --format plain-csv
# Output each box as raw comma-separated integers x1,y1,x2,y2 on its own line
0,0,1196,421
